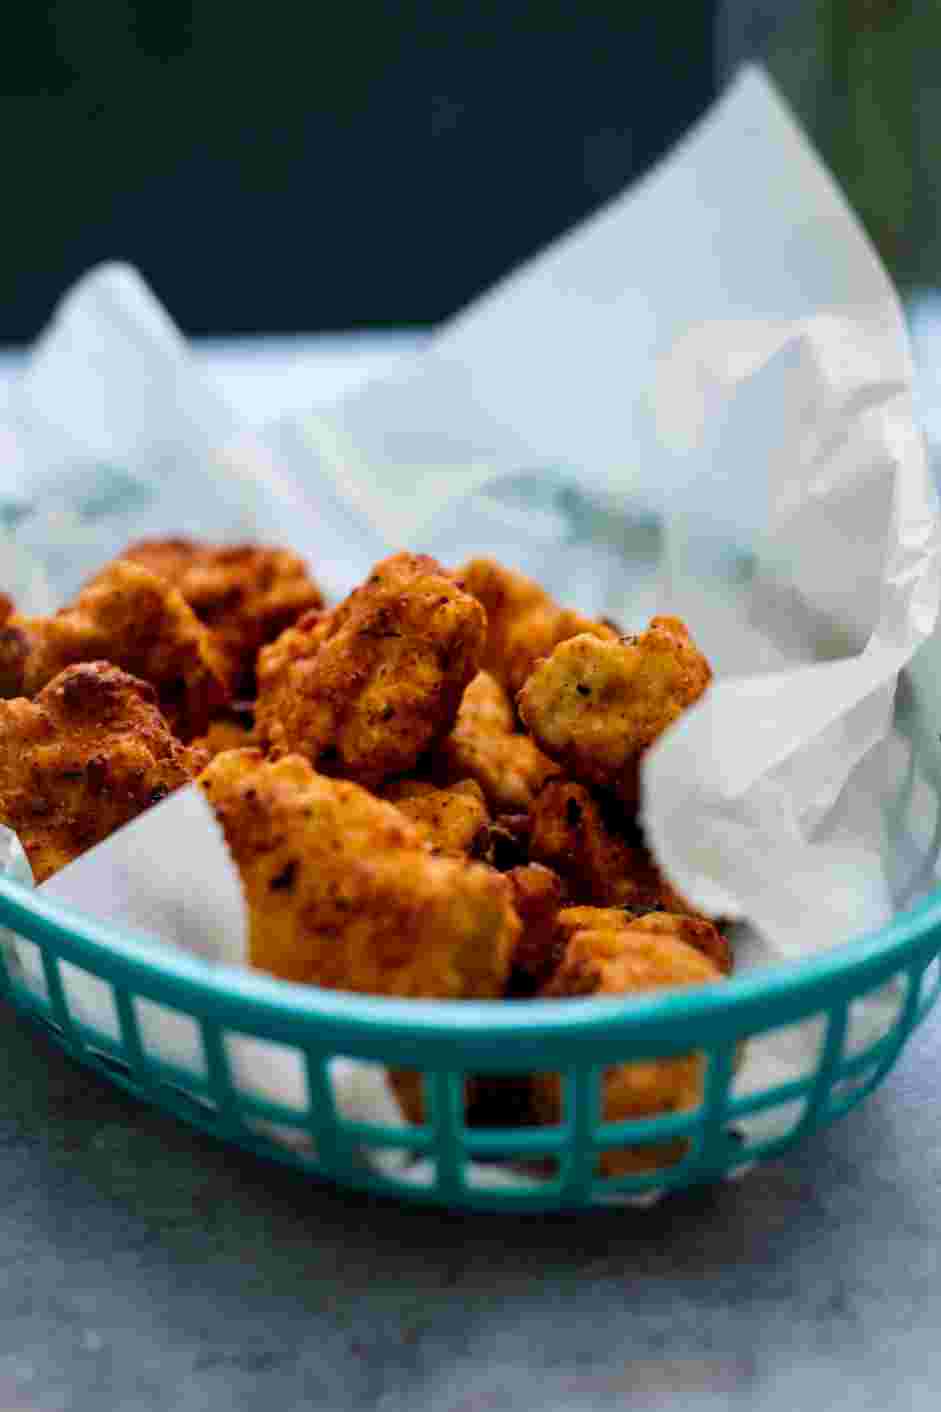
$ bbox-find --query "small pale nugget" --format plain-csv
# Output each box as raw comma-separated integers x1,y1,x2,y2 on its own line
255,553,486,788
434,670,558,813
534,913,726,1176
0,662,209,884
0,561,230,740
123,539,323,694
461,557,618,697
199,749,519,999
518,616,712,808
553,906,731,975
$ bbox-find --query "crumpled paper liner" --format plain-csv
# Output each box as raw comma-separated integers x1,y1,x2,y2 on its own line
1,67,940,1198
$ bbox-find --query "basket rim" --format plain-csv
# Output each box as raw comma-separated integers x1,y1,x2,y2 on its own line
2,869,941,1048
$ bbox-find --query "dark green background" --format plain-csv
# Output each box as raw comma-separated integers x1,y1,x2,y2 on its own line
747,0,941,292
0,2,717,340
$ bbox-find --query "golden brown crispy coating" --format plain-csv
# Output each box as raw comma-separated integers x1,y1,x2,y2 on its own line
530,778,629,904
193,713,256,761
0,662,208,884
0,594,30,699
528,777,693,912
534,918,724,1176
123,539,323,694
392,858,563,1119
2,562,230,740
505,863,565,992
554,907,731,975
255,553,486,789
385,859,562,1121
199,749,519,998
379,777,489,856
518,617,712,808
253,608,331,689
393,909,726,1130
461,557,618,697
434,670,558,813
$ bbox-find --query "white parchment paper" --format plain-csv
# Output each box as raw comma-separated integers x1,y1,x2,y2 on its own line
2,67,940,1193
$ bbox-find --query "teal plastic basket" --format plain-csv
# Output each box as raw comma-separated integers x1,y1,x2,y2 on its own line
1,653,940,1212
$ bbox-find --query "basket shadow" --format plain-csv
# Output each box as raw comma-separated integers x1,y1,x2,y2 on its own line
5,995,941,1412
3,994,936,1288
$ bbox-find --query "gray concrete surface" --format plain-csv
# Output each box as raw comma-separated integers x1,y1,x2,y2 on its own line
1,997,940,1412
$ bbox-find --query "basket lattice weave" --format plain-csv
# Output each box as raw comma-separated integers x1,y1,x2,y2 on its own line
1,656,940,1212
1,880,940,1210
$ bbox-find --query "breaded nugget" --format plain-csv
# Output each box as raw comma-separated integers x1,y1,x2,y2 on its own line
0,594,30,699
518,617,712,808
254,608,331,684
123,539,323,694
199,750,519,998
529,777,696,911
255,553,486,788
193,712,256,761
387,858,562,1119
554,907,731,975
0,662,208,884
534,917,725,1175
461,557,618,697
434,670,558,813
2,562,230,740
379,777,489,856
380,843,552,1120
506,863,565,992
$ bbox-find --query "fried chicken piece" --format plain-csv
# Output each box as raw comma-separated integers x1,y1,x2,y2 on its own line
461,557,618,697
534,917,725,1176
199,749,519,998
0,662,208,884
392,907,728,1131
2,561,230,740
529,777,700,912
554,907,731,975
123,539,323,695
0,594,30,699
506,863,565,992
379,777,490,856
255,553,486,788
433,670,558,813
193,712,256,761
518,618,712,809
392,861,564,1123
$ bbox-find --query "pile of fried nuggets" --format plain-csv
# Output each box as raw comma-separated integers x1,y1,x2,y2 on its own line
0,542,729,1172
